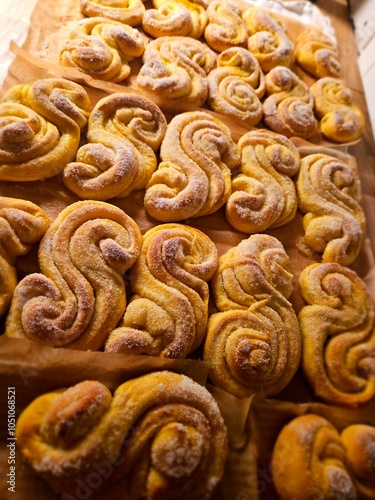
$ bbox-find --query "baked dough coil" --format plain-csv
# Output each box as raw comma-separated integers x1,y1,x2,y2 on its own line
0,197,50,317
311,77,364,143
207,47,265,127
0,78,91,181
263,66,318,139
136,36,217,107
272,414,357,500
142,0,208,39
62,92,167,200
295,27,341,79
226,129,300,234
242,7,295,73
5,200,142,351
60,17,147,83
80,0,146,26
15,372,228,499
203,234,301,399
341,424,375,499
104,223,218,358
299,262,375,407
204,0,248,53
144,110,239,222
296,153,365,265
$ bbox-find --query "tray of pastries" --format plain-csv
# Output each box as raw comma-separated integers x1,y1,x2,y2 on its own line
0,0,374,498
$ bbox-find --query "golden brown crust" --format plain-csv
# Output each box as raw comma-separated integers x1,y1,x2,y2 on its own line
142,0,208,39
311,77,364,143
144,110,239,222
299,262,375,407
341,424,375,498
80,0,146,26
0,79,91,181
207,47,265,127
242,7,295,73
203,234,301,399
62,92,167,200
0,197,50,316
16,372,228,499
204,0,248,53
5,200,142,350
226,129,300,233
296,153,365,265
295,27,341,79
263,65,318,139
272,414,356,500
104,223,218,358
60,17,147,83
136,36,217,107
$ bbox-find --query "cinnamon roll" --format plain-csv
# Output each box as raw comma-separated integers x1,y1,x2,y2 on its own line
272,414,356,500
144,110,239,222
207,47,265,127
204,1,248,53
311,77,364,143
60,17,146,83
203,234,301,399
5,200,142,351
299,262,375,407
136,36,217,107
142,0,208,39
80,0,145,26
242,7,295,73
295,27,341,79
263,66,318,139
0,78,91,181
16,372,228,498
62,92,167,200
296,153,365,265
0,197,50,316
104,223,218,358
226,129,300,233
341,424,375,498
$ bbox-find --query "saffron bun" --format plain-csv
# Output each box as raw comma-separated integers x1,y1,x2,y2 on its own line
15,372,228,498
0,78,91,181
299,262,375,407
204,0,248,52
80,0,146,26
104,223,218,358
5,200,142,351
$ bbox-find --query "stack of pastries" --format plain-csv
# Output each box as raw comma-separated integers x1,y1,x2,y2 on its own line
0,0,374,498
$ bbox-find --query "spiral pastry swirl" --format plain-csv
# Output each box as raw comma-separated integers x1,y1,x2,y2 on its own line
144,111,239,222
204,1,248,53
142,0,208,39
295,27,341,79
226,129,300,234
311,78,364,143
16,372,228,498
207,47,265,127
341,424,375,498
5,200,142,351
136,37,217,107
242,8,295,73
62,92,167,200
203,234,301,399
272,414,357,500
0,197,50,316
60,17,146,83
296,153,365,265
105,223,218,358
0,78,91,181
263,66,318,139
80,0,146,26
299,262,375,407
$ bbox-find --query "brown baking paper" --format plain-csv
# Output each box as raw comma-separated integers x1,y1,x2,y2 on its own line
0,1,375,499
